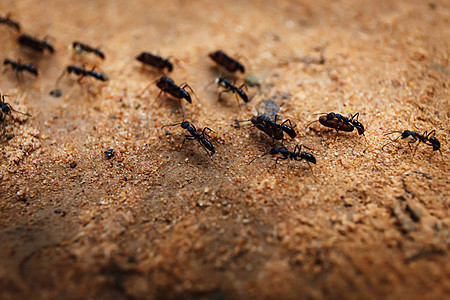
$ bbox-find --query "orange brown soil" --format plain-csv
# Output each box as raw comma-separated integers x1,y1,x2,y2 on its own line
0,0,449,299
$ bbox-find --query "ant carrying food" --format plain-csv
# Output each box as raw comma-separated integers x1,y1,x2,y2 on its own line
249,145,316,170
17,34,54,53
162,119,215,156
216,77,249,106
57,65,108,85
209,50,245,73
0,94,31,120
71,41,105,59
3,59,38,77
156,76,194,104
0,14,20,32
382,129,441,154
306,112,365,136
239,114,296,142
136,52,172,72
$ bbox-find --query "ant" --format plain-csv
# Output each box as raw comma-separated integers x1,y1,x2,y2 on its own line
136,52,172,72
209,50,245,73
216,77,249,106
57,65,108,85
249,145,316,170
162,120,215,156
3,59,38,77
71,41,105,59
0,14,20,32
306,112,365,136
0,94,31,120
382,129,441,154
17,34,54,53
240,114,296,142
156,76,194,104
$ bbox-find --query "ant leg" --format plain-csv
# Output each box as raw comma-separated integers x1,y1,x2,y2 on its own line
238,83,248,92
280,119,294,128
352,112,360,120
425,130,436,139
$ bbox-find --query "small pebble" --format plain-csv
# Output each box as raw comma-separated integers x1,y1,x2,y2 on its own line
70,162,77,168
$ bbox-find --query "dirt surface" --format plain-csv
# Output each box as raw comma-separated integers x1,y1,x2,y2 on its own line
0,0,449,299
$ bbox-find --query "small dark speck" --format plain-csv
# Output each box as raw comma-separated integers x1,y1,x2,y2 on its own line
7,134,14,140
128,255,137,263
104,148,114,159
54,209,66,217
429,2,437,9
50,89,62,98
109,114,116,119
165,131,171,135
70,162,77,168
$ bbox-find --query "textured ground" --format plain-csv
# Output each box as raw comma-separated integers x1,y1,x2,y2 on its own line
0,0,449,299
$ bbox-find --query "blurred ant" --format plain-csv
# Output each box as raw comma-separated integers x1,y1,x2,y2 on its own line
71,41,105,59
306,112,365,136
162,119,215,156
216,77,249,106
3,59,38,78
156,76,195,104
136,52,172,72
249,145,316,171
382,129,441,154
0,94,31,120
239,114,296,142
17,34,54,53
56,65,108,85
0,13,20,32
209,50,245,73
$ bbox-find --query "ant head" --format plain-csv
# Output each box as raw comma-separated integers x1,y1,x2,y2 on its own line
237,62,245,73
401,130,412,138
165,59,173,72
327,112,336,119
302,153,316,164
1,103,11,114
180,121,190,129
429,136,441,151
270,147,281,154
352,120,365,135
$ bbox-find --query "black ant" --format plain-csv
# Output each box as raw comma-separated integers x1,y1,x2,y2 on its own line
240,114,296,142
382,129,441,154
162,120,215,156
306,112,365,136
209,50,245,73
17,34,54,53
136,52,172,72
3,59,38,77
71,41,105,59
0,14,20,32
0,94,31,120
57,65,108,85
216,77,249,106
249,145,316,170
156,76,194,104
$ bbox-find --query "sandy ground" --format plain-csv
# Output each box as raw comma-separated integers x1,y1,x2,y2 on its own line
0,0,449,299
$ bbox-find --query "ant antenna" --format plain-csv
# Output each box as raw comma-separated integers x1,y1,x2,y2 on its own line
381,131,403,150
161,109,186,129
248,151,271,165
